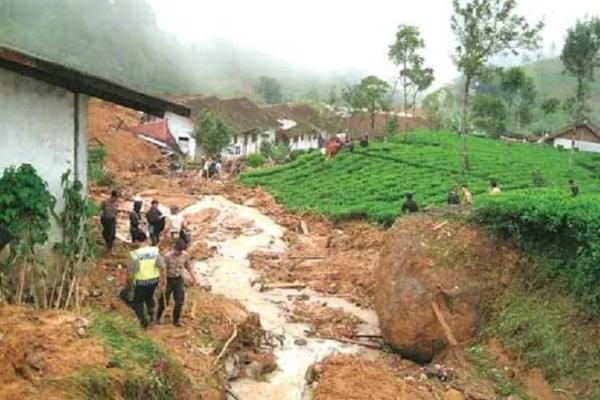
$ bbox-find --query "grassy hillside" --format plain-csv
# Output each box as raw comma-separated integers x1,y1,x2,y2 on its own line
242,130,600,225
522,57,600,126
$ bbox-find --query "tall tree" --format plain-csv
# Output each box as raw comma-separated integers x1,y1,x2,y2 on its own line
560,18,600,124
389,25,425,132
257,76,283,104
347,76,390,134
407,63,435,119
451,0,543,169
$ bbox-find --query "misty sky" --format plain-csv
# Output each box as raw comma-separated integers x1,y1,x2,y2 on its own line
148,0,600,87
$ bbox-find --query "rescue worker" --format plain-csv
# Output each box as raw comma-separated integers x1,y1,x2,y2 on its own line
129,196,145,242
100,190,119,252
128,232,163,328
146,199,165,246
401,192,419,214
157,239,197,327
167,205,189,244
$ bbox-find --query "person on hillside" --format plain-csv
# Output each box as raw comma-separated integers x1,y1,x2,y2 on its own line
343,136,354,152
100,190,119,252
448,186,461,209
360,134,369,148
129,196,146,243
318,135,325,149
462,185,473,208
569,179,579,197
401,192,419,214
327,138,339,158
128,231,163,328
146,200,165,246
157,239,197,327
202,156,212,179
167,205,189,245
490,181,501,195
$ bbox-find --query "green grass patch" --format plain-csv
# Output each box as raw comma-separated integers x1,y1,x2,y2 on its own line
485,286,600,399
467,344,531,399
78,310,197,400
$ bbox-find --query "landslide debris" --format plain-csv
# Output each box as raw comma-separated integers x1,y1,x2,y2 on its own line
374,214,519,363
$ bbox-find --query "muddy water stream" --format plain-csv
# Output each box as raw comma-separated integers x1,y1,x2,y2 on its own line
182,196,379,400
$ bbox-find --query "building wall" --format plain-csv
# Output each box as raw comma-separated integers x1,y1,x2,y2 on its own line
0,68,86,241
554,138,600,153
165,112,197,160
289,133,320,151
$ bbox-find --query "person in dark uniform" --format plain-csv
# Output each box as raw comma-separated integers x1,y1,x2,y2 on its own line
100,190,119,252
146,200,165,246
129,197,145,242
401,192,419,214
569,179,579,197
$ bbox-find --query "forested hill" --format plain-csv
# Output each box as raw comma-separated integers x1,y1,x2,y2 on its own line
0,0,355,99
522,57,600,115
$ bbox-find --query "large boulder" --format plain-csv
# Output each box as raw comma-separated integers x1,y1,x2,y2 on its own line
374,214,518,363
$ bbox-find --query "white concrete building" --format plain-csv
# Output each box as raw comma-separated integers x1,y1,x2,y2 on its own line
0,44,190,240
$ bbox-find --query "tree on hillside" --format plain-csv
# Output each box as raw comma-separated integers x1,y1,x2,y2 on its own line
389,25,426,132
423,88,458,130
472,95,507,137
407,63,435,119
257,76,283,104
346,76,390,134
561,18,600,124
540,98,561,115
194,112,233,158
500,67,537,131
451,0,543,169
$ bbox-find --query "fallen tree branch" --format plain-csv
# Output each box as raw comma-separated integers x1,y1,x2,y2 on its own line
260,282,307,291
226,387,241,400
317,335,383,350
211,326,238,373
433,221,448,231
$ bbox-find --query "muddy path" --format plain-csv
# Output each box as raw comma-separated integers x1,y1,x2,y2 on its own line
179,195,380,400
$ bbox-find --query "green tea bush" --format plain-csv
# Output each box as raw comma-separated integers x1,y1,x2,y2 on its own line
245,153,268,168
242,130,600,226
473,190,600,315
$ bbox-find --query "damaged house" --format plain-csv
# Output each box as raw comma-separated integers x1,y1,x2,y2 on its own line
0,44,189,239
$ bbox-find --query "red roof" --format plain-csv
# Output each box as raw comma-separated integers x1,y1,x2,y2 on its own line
131,120,180,150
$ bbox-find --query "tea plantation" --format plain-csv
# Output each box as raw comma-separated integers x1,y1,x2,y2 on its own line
241,130,600,225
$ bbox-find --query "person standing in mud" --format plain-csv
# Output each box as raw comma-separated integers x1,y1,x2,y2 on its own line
129,196,146,242
146,200,165,246
157,239,197,327
167,205,189,245
128,232,163,328
100,190,119,253
462,185,473,208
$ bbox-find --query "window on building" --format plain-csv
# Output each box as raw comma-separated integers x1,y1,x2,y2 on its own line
178,137,190,152
252,134,258,143
233,135,238,144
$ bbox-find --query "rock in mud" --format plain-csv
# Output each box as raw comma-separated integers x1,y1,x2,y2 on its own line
374,214,519,363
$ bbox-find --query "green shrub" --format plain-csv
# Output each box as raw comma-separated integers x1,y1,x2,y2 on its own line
259,139,273,157
271,144,289,164
246,153,267,168
473,190,600,315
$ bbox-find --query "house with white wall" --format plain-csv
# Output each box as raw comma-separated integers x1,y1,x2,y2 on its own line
0,44,190,240
262,103,341,150
543,122,600,153
175,95,280,159
136,112,198,160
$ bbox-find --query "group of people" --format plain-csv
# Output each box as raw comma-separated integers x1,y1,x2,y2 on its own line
401,178,581,215
200,156,222,179
325,134,369,158
100,192,195,328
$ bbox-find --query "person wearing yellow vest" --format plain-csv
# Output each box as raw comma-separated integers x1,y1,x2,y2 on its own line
128,231,164,328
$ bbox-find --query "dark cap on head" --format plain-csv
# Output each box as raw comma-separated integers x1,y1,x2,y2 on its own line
111,190,119,198
133,231,147,243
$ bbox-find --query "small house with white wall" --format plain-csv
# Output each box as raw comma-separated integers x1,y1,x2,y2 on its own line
543,122,600,153
0,44,190,240
135,112,197,160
